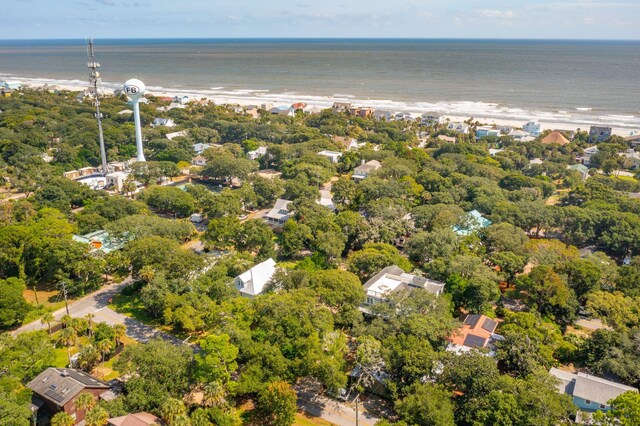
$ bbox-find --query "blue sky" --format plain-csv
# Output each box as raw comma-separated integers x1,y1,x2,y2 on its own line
3,0,639,40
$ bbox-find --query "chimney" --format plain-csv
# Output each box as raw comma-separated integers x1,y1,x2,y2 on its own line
361,159,365,165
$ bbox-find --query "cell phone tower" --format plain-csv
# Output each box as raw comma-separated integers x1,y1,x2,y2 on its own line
87,37,109,174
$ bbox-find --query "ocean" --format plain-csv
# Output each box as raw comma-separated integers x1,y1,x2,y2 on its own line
1,38,639,129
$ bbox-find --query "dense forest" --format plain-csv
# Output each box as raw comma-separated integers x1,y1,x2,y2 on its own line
1,89,640,425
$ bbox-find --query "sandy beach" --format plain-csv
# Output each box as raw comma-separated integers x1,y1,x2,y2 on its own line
13,76,639,137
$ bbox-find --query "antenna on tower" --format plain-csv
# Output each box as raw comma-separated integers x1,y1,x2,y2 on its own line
87,37,109,175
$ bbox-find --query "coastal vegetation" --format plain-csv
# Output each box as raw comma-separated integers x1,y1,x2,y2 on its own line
2,88,640,425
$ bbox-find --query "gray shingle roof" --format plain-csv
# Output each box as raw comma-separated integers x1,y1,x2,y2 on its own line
28,368,110,407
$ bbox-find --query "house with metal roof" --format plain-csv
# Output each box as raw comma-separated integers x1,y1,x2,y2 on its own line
234,258,277,298
72,230,128,254
363,265,445,306
28,368,112,424
549,368,638,414
588,125,613,143
453,210,492,236
568,164,590,180
264,199,293,227
352,160,382,180
446,314,504,356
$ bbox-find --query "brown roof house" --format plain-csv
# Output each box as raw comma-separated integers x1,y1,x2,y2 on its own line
28,368,111,424
446,314,504,356
541,131,570,146
108,412,164,426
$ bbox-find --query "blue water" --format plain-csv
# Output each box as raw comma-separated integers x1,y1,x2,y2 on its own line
1,39,639,128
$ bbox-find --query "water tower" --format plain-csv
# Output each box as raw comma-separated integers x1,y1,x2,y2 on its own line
123,79,146,162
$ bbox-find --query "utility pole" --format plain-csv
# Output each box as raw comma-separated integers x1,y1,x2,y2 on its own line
32,285,39,306
61,282,70,315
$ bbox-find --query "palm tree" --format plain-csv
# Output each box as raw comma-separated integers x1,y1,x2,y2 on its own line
203,381,227,407
160,397,187,425
113,324,126,348
85,313,96,337
75,392,95,413
60,314,72,329
41,313,55,336
50,412,75,426
96,339,113,377
58,327,77,367
85,406,108,426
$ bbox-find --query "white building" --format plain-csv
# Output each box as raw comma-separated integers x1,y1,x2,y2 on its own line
523,121,542,137
264,199,293,226
105,171,130,192
352,160,382,180
247,146,267,160
363,266,445,306
476,126,500,139
447,122,470,134
317,150,342,163
191,155,207,166
508,129,530,141
234,258,277,298
332,135,364,151
166,130,188,141
151,118,176,127
421,112,443,126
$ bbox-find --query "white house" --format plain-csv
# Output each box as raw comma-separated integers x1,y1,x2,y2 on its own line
372,110,392,121
394,112,414,122
166,130,188,140
234,258,277,298
421,112,444,126
352,160,382,180
622,149,640,170
317,150,342,163
332,135,364,151
447,122,470,134
151,118,176,127
264,199,293,226
105,171,130,192
523,121,542,137
476,126,500,139
363,265,445,306
508,129,530,141
269,106,295,117
247,146,267,160
191,155,207,166
192,143,222,155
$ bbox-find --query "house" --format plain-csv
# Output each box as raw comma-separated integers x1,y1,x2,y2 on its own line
541,131,570,146
446,314,503,356
549,368,638,413
108,412,164,426
625,133,640,147
476,126,500,139
453,210,492,236
117,109,133,115
437,135,457,143
447,122,470,134
291,102,307,111
363,265,445,306
488,148,504,156
1,80,22,90
105,171,130,192
269,105,295,117
151,118,175,127
28,368,112,425
166,130,188,141
317,150,342,163
247,146,267,160
394,112,414,122
523,121,542,137
264,198,293,226
192,143,222,155
319,189,335,211
352,160,382,180
578,145,599,165
622,149,640,170
529,158,544,166
508,129,530,141
568,164,589,180
331,135,364,151
421,112,444,126
332,102,352,114
191,155,207,166
372,110,392,121
589,125,613,143
350,107,374,118
72,230,128,254
234,258,277,298
302,105,323,115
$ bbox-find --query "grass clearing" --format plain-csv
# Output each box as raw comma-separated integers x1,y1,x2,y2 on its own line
294,412,335,426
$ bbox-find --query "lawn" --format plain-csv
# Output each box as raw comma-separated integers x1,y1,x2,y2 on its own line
294,412,335,426
109,293,189,339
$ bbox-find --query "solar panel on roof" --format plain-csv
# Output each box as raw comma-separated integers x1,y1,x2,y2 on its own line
481,318,497,332
463,334,487,348
44,389,66,403
463,314,481,327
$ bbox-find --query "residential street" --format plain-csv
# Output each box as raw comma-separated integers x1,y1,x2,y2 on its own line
13,279,184,346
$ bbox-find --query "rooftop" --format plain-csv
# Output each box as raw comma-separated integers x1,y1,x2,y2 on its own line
108,412,163,426
364,265,445,299
549,368,638,406
541,131,570,146
28,368,110,408
235,258,277,297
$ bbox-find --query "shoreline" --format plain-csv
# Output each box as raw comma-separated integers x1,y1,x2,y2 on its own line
8,75,639,137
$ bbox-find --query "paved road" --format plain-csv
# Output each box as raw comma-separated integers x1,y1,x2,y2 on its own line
13,279,184,345
295,379,382,426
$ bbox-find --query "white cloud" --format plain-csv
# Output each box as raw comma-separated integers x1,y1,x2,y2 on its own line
479,9,516,19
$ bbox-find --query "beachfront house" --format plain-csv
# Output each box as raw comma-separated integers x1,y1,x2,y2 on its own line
589,125,612,143
446,314,504,356
549,368,638,414
507,129,531,141
523,121,542,137
151,118,175,128
332,102,352,113
421,112,444,126
372,110,392,121
234,258,277,298
352,160,382,180
264,199,293,226
625,134,640,147
394,112,414,122
447,122,470,134
363,265,445,306
28,368,112,425
317,150,342,163
622,149,640,170
541,131,570,146
475,126,500,139
269,105,295,117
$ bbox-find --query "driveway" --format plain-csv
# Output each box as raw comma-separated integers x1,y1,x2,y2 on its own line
13,279,184,346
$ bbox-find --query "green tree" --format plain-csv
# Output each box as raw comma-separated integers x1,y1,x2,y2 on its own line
195,334,239,384
0,277,31,329
256,381,297,426
41,312,55,336
599,391,640,425
75,393,96,412
406,228,459,263
395,382,455,426
160,397,188,425
51,412,75,426
85,406,109,426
